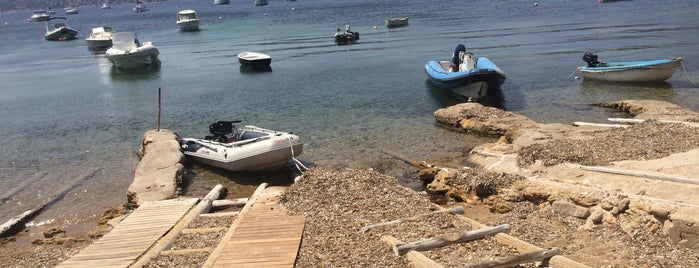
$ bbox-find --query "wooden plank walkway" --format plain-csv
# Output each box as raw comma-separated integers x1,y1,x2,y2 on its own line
56,198,198,268
206,186,306,268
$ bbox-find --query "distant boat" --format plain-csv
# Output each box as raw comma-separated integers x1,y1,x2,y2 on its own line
334,25,359,45
133,1,148,12
106,32,160,69
579,53,682,83
176,10,200,31
386,17,408,28
44,17,78,41
255,0,268,6
64,7,79,14
598,0,630,3
101,1,111,9
28,11,50,22
425,44,506,101
213,0,230,5
86,26,114,51
47,6,56,14
237,51,272,70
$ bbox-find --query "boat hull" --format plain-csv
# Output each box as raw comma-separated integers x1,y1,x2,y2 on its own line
176,20,199,31
580,58,682,82
386,17,408,28
237,52,272,70
425,58,506,100
106,44,159,69
181,126,303,172
213,0,230,5
45,27,78,41
86,39,113,50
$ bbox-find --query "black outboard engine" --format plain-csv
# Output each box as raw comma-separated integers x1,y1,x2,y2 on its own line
452,44,467,66
207,120,240,142
583,52,600,67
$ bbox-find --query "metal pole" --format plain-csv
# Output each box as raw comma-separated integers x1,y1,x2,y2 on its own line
157,87,161,131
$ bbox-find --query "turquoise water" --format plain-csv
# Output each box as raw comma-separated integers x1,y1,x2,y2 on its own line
1,0,698,234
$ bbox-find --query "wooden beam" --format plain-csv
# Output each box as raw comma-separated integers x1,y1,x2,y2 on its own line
572,122,629,128
361,206,464,233
381,235,444,268
211,198,248,208
464,247,560,268
393,224,510,256
579,165,699,185
608,118,699,128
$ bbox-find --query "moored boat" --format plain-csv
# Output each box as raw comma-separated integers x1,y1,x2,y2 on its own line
386,17,408,28
64,7,79,15
28,11,50,22
44,17,78,41
176,9,200,31
425,44,506,101
133,0,148,12
180,121,304,172
579,53,682,83
86,26,114,51
213,0,230,5
237,51,272,70
334,25,359,45
255,0,268,6
105,32,159,69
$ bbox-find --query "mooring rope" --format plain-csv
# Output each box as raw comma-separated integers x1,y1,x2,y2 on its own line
286,133,308,173
680,59,698,85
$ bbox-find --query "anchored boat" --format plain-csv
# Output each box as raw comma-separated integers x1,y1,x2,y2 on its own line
180,121,303,172
425,44,506,101
579,53,682,83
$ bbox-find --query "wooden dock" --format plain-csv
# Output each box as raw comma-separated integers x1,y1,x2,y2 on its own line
204,186,306,268
56,198,199,268
55,184,305,268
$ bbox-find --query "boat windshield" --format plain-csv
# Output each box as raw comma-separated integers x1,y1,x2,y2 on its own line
112,32,138,50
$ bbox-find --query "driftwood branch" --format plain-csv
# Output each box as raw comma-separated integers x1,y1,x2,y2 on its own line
572,122,629,128
608,118,699,128
211,198,248,208
382,149,430,169
382,235,444,268
361,206,464,233
464,247,560,268
393,224,510,256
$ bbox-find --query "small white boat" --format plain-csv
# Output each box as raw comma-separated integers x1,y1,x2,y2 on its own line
579,53,683,83
386,17,408,28
237,51,272,70
86,26,114,50
101,1,111,9
213,0,230,5
28,11,50,22
176,10,200,31
64,7,79,14
180,121,304,172
105,32,159,69
44,17,78,41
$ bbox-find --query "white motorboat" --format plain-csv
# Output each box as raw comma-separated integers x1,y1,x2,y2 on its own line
101,1,111,9
44,17,78,41
105,32,159,69
133,1,148,12
237,51,272,70
64,7,79,14
28,11,50,22
180,121,304,172
176,10,200,31
86,26,114,51
213,0,230,5
386,17,408,28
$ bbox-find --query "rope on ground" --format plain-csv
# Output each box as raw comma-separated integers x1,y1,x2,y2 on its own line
680,59,698,85
286,133,308,173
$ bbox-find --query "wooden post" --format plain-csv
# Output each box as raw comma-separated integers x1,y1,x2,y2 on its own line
464,247,560,268
157,87,161,131
393,224,510,256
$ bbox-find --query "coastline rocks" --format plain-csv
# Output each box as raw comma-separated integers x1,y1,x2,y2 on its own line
127,129,185,206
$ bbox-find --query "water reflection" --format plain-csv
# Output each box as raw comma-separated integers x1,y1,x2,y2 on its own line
109,60,161,80
580,79,676,101
239,64,272,73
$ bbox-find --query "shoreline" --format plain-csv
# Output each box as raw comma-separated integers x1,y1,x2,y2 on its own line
2,99,699,267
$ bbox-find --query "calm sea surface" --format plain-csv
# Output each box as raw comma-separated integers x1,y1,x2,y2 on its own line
1,0,698,235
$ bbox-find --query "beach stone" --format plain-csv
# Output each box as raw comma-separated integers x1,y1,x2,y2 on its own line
650,203,676,220
589,207,604,224
127,129,185,205
425,168,456,194
663,207,699,249
551,200,590,219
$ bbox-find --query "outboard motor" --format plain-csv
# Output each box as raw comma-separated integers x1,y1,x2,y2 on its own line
583,52,600,67
452,44,467,67
207,120,240,142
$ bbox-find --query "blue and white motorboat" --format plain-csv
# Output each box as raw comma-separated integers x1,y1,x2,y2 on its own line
579,53,683,83
425,44,506,101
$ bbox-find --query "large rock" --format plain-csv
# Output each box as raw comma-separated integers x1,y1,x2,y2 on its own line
127,129,185,205
663,207,699,249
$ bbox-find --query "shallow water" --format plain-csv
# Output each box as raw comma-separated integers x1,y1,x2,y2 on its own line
0,0,698,234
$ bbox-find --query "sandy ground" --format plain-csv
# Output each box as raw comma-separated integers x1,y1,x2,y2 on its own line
2,99,699,268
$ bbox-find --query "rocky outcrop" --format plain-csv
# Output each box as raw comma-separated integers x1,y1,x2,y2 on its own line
127,129,185,206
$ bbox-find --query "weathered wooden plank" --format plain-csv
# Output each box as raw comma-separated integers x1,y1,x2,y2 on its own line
465,247,560,268
394,224,510,256
382,235,444,268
